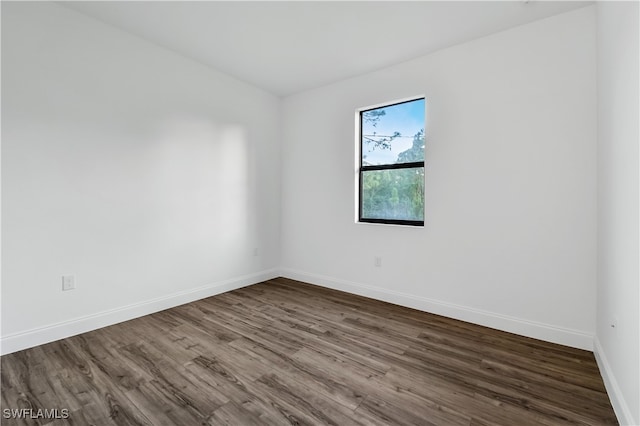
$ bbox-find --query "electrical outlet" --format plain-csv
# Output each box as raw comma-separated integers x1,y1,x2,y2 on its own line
62,275,75,291
253,247,259,257
374,256,382,267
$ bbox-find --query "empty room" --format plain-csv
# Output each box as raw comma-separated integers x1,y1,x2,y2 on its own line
1,1,639,425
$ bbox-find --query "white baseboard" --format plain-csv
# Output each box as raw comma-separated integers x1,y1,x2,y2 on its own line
0,269,279,356
593,337,637,426
280,268,594,351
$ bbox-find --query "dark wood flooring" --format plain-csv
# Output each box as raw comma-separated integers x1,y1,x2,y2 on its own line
1,278,617,425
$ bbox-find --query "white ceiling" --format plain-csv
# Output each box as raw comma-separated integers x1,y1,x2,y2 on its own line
61,1,592,97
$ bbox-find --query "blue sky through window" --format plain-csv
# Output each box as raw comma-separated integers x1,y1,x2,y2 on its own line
361,98,425,165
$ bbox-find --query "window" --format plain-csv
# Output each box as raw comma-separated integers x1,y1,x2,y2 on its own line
358,98,425,226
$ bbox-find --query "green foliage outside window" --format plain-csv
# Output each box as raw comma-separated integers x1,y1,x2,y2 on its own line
361,131,425,221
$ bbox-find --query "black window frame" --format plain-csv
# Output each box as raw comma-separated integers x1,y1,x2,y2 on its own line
358,98,425,227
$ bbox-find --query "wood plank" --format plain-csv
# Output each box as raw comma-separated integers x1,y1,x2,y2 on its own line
1,278,618,426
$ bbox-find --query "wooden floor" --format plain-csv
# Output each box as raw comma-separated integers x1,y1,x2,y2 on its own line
1,278,617,425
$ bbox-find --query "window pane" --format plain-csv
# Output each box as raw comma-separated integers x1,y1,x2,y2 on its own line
361,167,424,221
361,99,425,166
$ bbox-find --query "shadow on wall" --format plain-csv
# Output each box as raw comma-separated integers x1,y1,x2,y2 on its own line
149,117,252,266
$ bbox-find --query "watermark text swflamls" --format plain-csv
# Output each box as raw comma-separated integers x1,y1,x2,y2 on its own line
3,408,70,420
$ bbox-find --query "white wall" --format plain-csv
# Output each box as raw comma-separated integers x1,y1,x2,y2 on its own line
1,2,281,354
595,2,640,425
281,7,597,350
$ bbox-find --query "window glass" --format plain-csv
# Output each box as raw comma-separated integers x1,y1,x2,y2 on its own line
359,98,425,226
